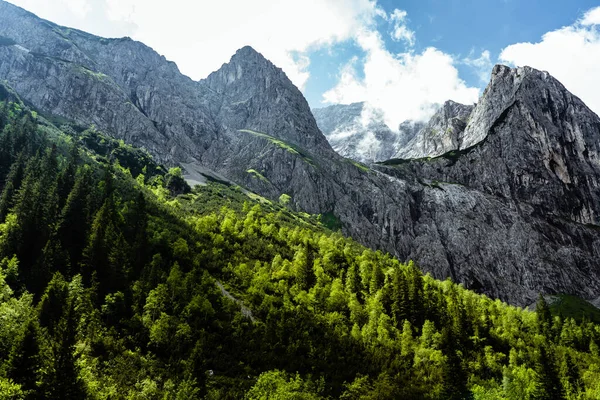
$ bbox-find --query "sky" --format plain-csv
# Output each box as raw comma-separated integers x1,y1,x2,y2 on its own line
5,0,600,130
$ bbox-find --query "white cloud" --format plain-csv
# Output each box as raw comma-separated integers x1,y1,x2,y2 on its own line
581,6,600,26
7,0,483,127
6,0,381,91
323,27,480,129
463,50,493,83
500,6,600,115
6,0,136,38
390,9,415,47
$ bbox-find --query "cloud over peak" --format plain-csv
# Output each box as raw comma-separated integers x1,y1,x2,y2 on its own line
323,9,480,130
500,6,600,115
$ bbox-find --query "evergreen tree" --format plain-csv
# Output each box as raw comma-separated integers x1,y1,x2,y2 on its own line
80,196,125,298
533,345,565,400
391,269,409,327
407,262,425,329
7,320,42,399
561,352,580,398
42,298,86,400
0,153,25,222
56,142,80,210
440,327,471,400
129,191,148,277
536,294,552,338
53,167,92,271
38,273,70,337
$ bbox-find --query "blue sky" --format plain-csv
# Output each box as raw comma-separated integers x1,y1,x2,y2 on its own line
304,0,600,107
6,0,600,128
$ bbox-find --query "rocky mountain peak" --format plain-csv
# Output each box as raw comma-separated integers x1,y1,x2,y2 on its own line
384,61,600,225
231,45,267,63
205,45,286,94
459,64,565,149
203,46,334,155
393,100,474,159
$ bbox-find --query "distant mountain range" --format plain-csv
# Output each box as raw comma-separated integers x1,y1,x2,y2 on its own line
312,102,424,163
312,100,474,163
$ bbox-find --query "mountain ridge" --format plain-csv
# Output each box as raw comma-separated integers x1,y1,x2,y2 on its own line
1,0,600,306
312,101,423,162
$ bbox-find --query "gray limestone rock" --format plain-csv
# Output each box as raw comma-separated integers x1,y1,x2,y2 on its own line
394,100,474,159
312,102,421,162
380,65,600,226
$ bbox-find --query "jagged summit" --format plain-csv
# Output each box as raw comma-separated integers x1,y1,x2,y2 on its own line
232,45,265,60
380,61,600,226
203,45,333,155
460,62,596,150
393,100,474,159
205,45,287,94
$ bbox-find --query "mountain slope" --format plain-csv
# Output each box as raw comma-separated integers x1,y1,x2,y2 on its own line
1,1,600,306
0,95,598,398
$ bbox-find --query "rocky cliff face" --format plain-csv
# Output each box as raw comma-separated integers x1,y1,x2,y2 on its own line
1,0,600,306
380,65,600,226
312,102,422,162
313,100,472,163
394,100,474,159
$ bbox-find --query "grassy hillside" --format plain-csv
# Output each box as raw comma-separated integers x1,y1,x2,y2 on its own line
0,95,598,399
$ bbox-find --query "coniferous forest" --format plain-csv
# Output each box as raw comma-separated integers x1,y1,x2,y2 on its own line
0,94,599,399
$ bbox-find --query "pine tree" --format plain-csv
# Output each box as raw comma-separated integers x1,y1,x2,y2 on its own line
391,269,409,327
440,327,471,400
369,263,384,294
7,319,42,399
42,298,86,400
536,294,552,338
80,196,125,298
407,262,425,329
533,345,565,400
56,142,79,210
130,191,148,277
54,167,92,270
292,246,311,290
38,272,70,337
561,352,580,398
0,153,25,222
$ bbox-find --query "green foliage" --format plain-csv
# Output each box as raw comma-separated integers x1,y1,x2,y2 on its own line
320,211,342,231
165,167,191,196
278,193,291,205
245,370,324,399
0,101,597,399
550,295,600,324
247,169,270,184
77,127,165,178
239,129,316,167
347,159,370,173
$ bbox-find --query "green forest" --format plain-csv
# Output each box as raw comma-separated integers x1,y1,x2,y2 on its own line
0,94,599,399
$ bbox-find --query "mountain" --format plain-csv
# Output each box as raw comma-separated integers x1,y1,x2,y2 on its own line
0,93,598,398
1,0,600,307
380,64,600,226
312,102,423,162
393,100,474,159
